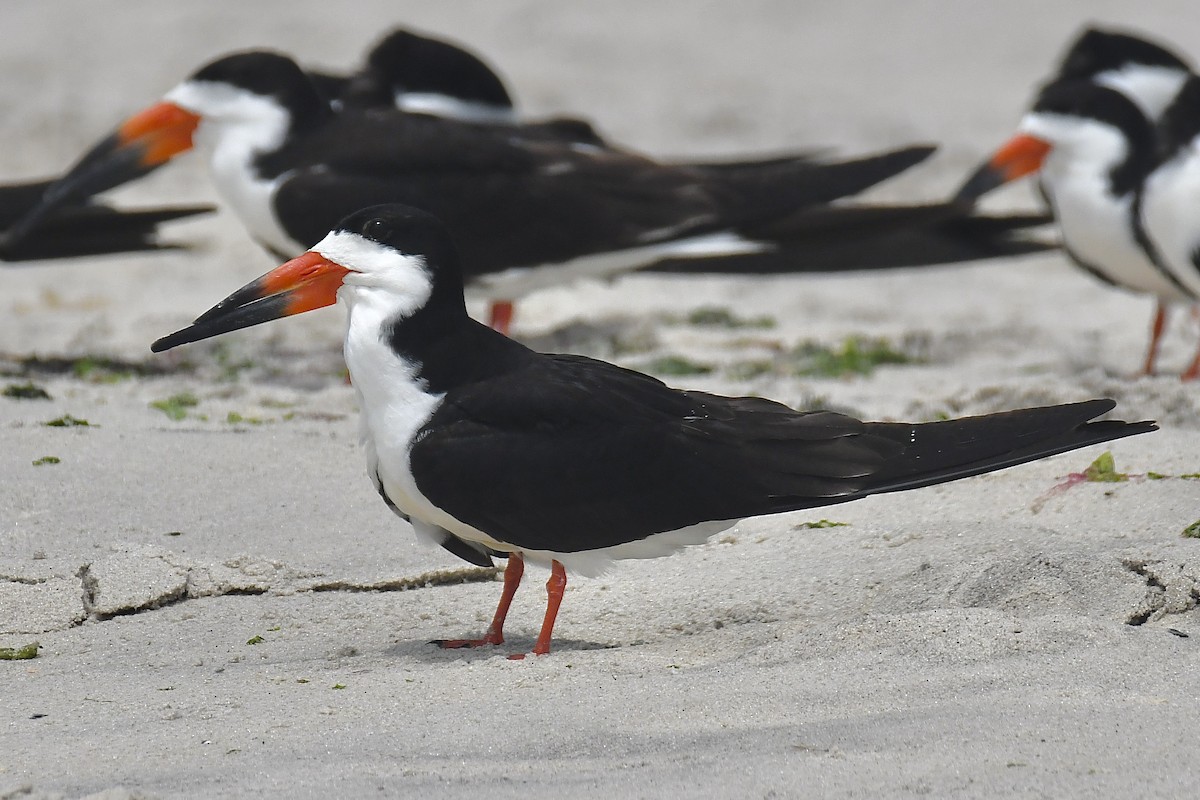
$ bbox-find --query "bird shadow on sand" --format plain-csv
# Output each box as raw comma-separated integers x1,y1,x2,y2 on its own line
385,635,617,664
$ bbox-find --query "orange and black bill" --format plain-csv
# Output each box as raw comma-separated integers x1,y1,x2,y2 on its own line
151,251,349,352
953,134,1052,205
8,102,200,245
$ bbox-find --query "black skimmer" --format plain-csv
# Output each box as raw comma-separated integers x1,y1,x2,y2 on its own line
311,28,517,124
0,177,210,261
151,204,1155,657
15,49,1053,335
956,27,1200,378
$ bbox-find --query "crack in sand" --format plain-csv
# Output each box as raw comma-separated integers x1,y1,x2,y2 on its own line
62,555,498,629
308,566,500,594
0,574,46,586
77,563,98,615
1121,558,1200,625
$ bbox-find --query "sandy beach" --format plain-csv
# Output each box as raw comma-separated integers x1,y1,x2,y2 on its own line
3,2,1199,797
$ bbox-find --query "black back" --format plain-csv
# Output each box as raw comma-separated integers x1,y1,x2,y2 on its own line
354,28,513,111
191,51,331,134
1056,27,1190,82
1154,75,1200,161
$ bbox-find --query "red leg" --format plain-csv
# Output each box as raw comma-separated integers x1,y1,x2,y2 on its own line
437,554,524,649
509,560,567,660
1181,305,1200,381
1141,303,1168,376
1183,329,1200,382
488,300,515,336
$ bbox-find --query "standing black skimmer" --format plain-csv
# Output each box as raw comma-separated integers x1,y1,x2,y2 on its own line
0,177,210,261
956,27,1200,378
15,49,1053,335
151,204,1155,657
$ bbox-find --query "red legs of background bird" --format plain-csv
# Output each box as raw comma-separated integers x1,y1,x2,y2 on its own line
1141,302,1168,377
436,554,525,650
508,560,568,661
488,300,515,336
1182,305,1200,381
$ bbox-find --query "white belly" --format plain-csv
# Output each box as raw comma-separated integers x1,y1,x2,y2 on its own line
1140,154,1200,302
1047,167,1188,301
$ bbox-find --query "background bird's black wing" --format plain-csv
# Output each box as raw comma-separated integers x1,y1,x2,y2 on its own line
644,207,1055,273
0,180,211,261
268,113,727,271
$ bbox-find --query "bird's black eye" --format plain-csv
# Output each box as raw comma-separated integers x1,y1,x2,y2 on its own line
364,218,392,242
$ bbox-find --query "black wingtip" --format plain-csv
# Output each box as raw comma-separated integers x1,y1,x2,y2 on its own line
0,201,213,263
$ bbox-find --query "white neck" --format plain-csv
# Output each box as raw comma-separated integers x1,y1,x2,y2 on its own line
165,80,306,256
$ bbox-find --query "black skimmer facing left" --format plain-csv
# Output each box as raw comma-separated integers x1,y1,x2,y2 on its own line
151,204,1155,658
15,49,1054,335
956,29,1200,379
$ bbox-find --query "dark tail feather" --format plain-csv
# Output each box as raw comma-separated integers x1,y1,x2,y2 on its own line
862,399,1155,495
694,144,937,224
643,204,1055,274
0,196,212,262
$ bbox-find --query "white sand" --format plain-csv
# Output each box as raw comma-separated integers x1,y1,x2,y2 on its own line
2,2,1200,798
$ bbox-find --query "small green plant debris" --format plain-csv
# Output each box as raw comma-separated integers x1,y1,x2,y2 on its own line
1180,473,1200,480
72,356,133,384
1032,451,1134,513
212,343,255,382
296,678,310,684
165,531,183,537
791,337,914,378
32,456,60,467
639,355,715,376
795,519,849,529
43,414,90,427
331,683,347,690
246,635,265,645
3,382,51,400
226,412,265,425
150,392,199,421
684,306,776,330
1147,472,1168,480
725,359,777,381
1083,452,1127,483
1183,520,1200,539
0,642,40,660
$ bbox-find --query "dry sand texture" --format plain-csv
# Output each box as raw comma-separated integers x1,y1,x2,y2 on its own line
2,2,1199,798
